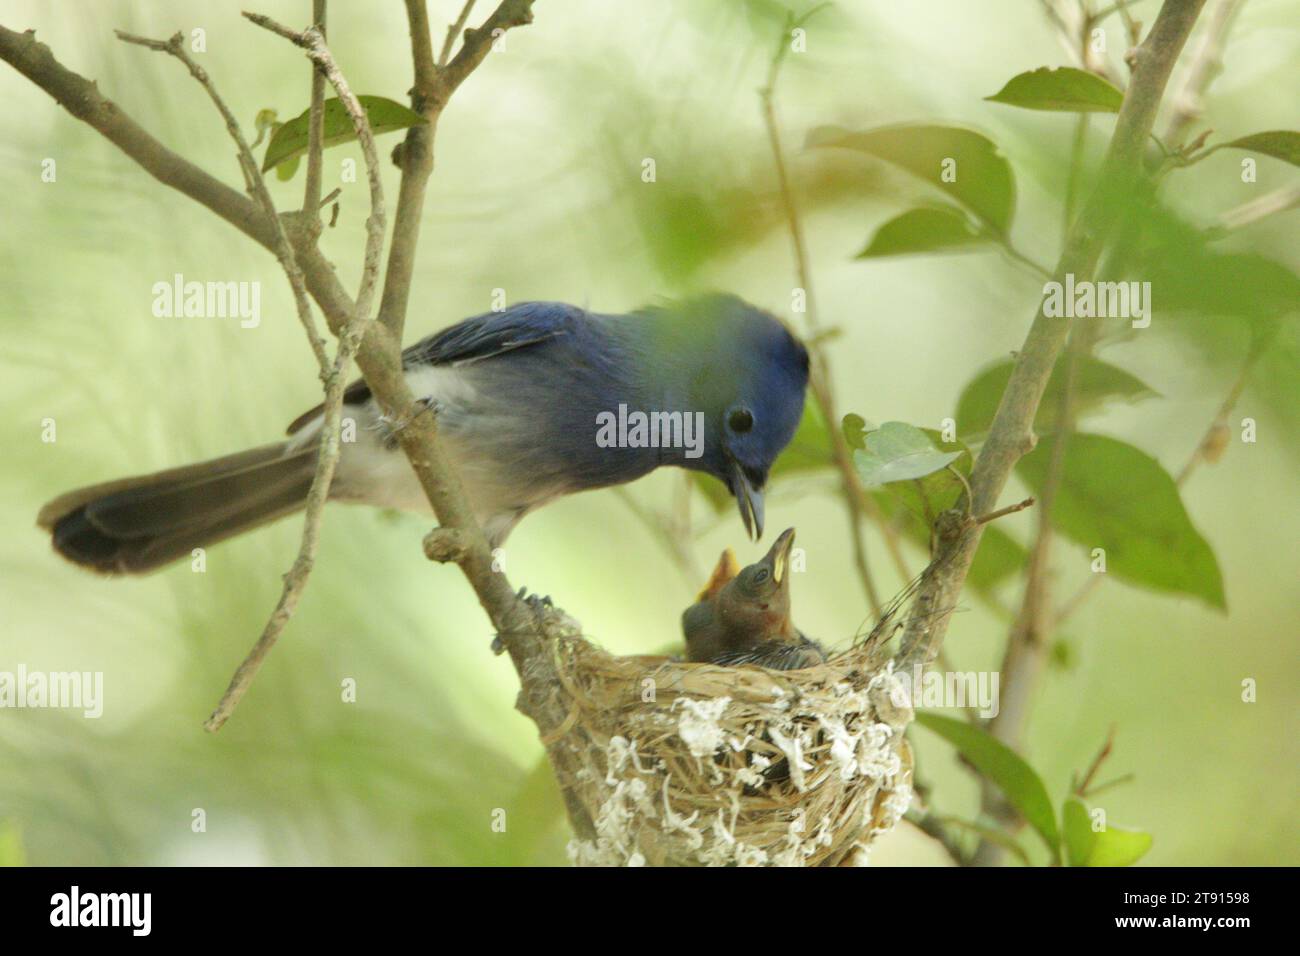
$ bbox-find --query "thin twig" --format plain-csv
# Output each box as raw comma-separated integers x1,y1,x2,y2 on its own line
1213,183,1300,233
1164,0,1247,147
114,29,330,372
439,0,478,67
301,0,327,217
973,497,1035,525
199,14,389,731
1073,724,1118,795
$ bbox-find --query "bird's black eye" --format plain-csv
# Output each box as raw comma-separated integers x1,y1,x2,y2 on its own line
728,407,754,433
752,568,769,585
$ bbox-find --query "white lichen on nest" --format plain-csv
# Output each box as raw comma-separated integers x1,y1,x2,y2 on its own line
558,640,914,867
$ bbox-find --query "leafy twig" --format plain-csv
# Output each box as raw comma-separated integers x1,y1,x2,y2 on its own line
897,0,1210,677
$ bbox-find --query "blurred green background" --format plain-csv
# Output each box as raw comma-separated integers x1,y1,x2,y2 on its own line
0,0,1296,866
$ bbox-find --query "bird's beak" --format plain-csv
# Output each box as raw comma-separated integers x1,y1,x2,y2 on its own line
764,527,796,585
731,462,765,540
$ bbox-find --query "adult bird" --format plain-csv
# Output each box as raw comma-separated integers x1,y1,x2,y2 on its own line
682,528,826,671
39,294,809,575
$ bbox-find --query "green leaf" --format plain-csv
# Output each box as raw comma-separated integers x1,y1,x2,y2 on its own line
1062,797,1097,866
808,124,1016,234
914,712,1060,858
1062,797,1152,866
1218,130,1300,167
985,66,1124,113
955,356,1156,440
262,95,426,173
841,412,870,450
1017,433,1226,608
856,206,990,258
853,422,963,489
274,155,301,182
1087,824,1154,866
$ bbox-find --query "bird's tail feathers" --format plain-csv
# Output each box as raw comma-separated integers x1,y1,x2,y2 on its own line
38,442,316,575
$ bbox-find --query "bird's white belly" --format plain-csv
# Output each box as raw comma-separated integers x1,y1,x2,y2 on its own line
286,363,564,543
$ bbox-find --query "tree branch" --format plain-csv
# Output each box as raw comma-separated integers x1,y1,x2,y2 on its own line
898,0,1209,672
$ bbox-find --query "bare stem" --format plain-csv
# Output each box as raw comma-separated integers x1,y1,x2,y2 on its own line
302,0,327,217
1164,0,1247,146
439,0,478,67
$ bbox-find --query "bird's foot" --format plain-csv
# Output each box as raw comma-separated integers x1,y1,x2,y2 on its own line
516,585,555,611
490,587,560,655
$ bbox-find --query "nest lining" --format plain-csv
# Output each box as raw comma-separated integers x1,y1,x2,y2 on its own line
541,629,915,867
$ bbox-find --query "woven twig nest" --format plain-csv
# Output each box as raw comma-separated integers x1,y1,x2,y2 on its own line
541,628,914,867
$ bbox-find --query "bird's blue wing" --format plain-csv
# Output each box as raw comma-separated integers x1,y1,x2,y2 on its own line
286,302,581,434
401,301,580,368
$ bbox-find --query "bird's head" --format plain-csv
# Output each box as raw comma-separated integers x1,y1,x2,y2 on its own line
717,527,797,630
649,294,808,539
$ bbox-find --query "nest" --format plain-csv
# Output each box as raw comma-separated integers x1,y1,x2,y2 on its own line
541,629,915,867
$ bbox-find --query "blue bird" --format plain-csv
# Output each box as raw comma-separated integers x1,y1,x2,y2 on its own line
40,294,810,574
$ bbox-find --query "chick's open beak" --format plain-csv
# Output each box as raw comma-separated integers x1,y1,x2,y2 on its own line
731,463,765,540
765,527,796,584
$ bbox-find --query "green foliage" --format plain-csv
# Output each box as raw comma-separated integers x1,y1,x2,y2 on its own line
1017,434,1226,608
985,66,1124,113
955,356,1157,440
852,421,964,488
261,95,426,175
918,724,1153,866
914,712,1060,860
809,124,1016,235
856,206,990,258
1216,130,1300,167
1062,797,1153,866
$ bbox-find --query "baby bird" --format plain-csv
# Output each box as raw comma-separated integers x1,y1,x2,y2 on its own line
682,528,826,671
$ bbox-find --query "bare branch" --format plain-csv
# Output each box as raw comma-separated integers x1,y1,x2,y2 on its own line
438,0,478,67
302,0,328,217
440,0,534,96
1213,183,1300,233
112,23,382,731
183,12,395,730
1164,0,1247,147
